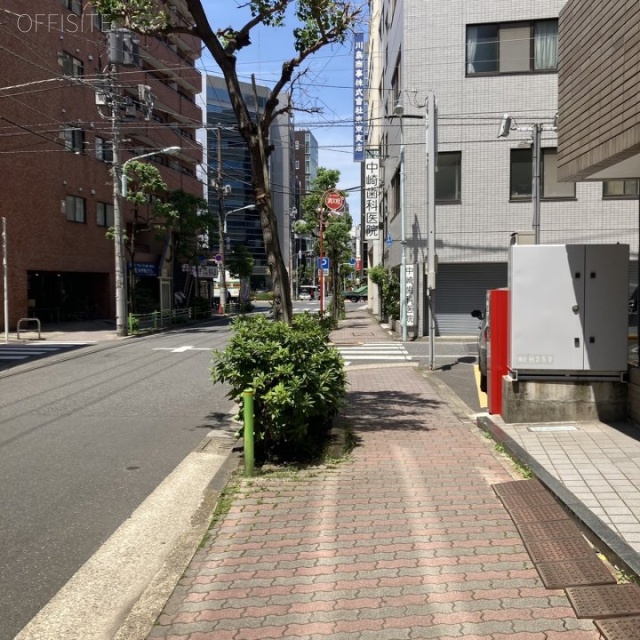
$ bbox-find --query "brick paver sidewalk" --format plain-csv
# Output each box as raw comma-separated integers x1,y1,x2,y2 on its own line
147,362,600,639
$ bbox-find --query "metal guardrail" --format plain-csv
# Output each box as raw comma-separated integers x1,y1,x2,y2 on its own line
128,308,193,334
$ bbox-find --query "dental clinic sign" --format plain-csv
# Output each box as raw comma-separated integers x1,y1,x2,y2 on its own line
353,33,366,162
364,157,380,240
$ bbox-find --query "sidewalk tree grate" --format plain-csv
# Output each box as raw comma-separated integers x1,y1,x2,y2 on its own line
595,616,640,639
500,491,559,510
517,519,584,542
507,503,571,524
535,558,616,589
492,478,546,496
524,536,595,563
567,584,640,619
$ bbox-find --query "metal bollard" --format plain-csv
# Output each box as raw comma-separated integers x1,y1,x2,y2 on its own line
242,389,255,477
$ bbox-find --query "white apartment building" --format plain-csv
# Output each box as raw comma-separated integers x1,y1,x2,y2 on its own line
366,0,639,335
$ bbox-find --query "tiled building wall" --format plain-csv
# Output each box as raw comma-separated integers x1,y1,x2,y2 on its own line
380,0,638,267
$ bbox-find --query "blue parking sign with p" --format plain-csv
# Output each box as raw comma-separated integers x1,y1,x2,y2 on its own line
318,257,329,270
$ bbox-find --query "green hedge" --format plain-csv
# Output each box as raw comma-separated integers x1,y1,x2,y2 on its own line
211,313,347,463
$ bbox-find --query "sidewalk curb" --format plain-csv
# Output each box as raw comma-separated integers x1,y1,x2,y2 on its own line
477,413,640,580
113,447,241,640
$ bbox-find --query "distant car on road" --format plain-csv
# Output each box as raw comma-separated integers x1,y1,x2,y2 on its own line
471,309,488,393
299,291,312,300
347,286,368,303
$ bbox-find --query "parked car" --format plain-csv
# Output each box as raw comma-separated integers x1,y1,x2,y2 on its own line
630,287,638,313
347,286,368,303
299,291,312,300
470,309,488,393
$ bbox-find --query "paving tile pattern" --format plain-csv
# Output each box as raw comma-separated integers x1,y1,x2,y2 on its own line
147,361,600,639
495,419,640,550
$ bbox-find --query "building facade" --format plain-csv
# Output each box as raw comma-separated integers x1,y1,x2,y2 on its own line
203,75,294,291
0,0,203,329
366,0,638,335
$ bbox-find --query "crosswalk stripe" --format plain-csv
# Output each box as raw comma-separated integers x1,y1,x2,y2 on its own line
336,343,412,364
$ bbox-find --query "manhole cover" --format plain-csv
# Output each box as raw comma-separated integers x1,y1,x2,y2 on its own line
500,491,558,510
567,584,640,619
525,537,594,563
596,616,640,639
517,519,583,542
493,478,545,496
507,503,570,524
536,558,616,589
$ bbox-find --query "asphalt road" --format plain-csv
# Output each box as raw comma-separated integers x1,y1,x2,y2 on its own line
0,321,235,640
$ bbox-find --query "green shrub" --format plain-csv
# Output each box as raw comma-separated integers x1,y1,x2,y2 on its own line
211,313,347,463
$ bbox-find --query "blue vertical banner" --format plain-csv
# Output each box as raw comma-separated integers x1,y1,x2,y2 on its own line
353,32,366,163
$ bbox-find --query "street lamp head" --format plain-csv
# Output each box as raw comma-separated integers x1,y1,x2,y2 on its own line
498,114,513,138
161,146,181,155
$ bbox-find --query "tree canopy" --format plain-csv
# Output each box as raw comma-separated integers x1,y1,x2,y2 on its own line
93,0,365,323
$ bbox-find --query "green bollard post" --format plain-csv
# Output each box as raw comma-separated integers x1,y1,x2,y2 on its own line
242,389,255,477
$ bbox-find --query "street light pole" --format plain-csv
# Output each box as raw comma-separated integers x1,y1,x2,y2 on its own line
114,145,180,336
2,217,8,343
218,204,256,313
319,207,325,315
394,100,408,342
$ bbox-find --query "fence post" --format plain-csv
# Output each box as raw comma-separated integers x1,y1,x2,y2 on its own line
153,311,158,329
242,389,255,477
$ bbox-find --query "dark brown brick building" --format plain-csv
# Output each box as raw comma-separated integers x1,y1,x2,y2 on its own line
557,0,640,183
0,0,202,329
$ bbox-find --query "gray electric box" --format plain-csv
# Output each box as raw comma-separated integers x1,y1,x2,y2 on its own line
509,244,629,375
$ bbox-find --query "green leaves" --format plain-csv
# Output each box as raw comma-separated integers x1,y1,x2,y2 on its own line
211,313,347,463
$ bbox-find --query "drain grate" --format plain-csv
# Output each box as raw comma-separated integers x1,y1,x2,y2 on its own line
536,558,616,589
507,503,571,524
517,519,584,542
500,491,559,510
595,616,640,639
567,584,640,619
524,537,594,563
493,478,546,496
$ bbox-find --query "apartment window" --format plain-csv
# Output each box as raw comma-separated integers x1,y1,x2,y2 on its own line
96,202,114,227
466,19,558,75
391,52,402,106
295,140,299,151
58,52,83,77
62,125,84,152
510,148,575,200
66,196,86,223
392,169,401,217
295,160,299,170
435,152,462,203
62,0,82,15
95,136,113,162
305,133,310,154
603,180,639,198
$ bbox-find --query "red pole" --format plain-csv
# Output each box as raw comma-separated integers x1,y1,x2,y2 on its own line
319,208,324,315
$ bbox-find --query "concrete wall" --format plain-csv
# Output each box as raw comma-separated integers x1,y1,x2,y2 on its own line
502,377,628,423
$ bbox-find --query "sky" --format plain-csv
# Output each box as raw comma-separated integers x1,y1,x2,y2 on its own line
198,1,363,222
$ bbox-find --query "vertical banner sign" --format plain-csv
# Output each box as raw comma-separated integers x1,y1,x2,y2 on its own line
405,264,416,326
364,158,380,240
353,33,366,162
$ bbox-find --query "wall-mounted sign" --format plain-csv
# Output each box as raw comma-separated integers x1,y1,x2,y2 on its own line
353,32,367,163
364,158,380,240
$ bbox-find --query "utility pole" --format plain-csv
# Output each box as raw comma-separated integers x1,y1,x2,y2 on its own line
426,91,437,370
213,125,228,314
106,51,127,336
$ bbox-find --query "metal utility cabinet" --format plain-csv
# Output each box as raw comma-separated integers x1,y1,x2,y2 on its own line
509,244,629,377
